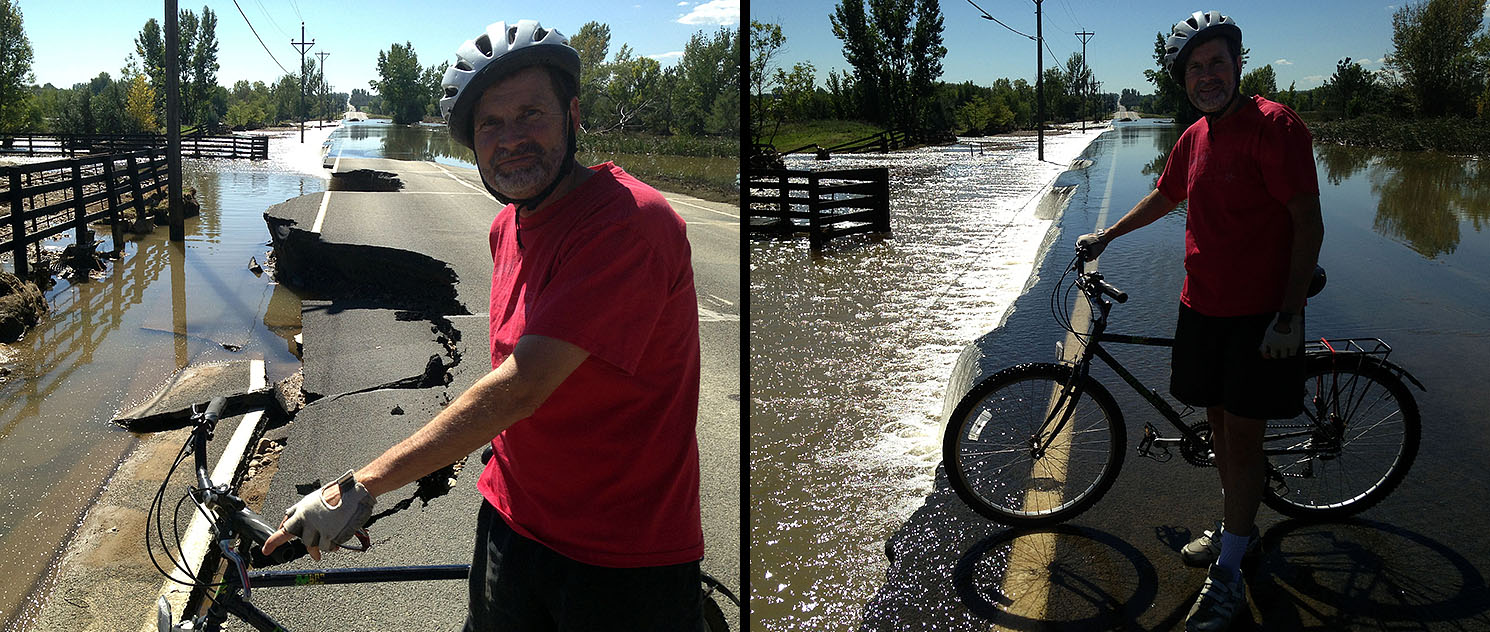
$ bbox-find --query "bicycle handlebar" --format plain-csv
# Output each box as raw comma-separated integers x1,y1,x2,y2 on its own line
1073,256,1128,303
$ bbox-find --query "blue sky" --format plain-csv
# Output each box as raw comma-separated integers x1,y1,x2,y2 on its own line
754,0,1490,93
17,0,739,94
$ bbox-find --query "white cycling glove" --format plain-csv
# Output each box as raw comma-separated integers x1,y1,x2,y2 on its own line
281,470,375,550
1260,312,1303,359
1076,230,1108,260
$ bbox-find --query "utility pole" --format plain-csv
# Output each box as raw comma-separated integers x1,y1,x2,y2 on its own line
165,0,183,241
1076,31,1094,132
1036,0,1044,161
315,51,330,124
292,22,315,143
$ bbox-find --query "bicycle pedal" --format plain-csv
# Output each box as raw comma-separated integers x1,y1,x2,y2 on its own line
1136,423,1172,463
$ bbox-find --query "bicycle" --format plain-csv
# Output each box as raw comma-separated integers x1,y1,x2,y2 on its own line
943,251,1424,527
149,397,740,631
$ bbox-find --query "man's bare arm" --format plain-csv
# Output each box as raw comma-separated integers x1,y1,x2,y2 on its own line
262,334,588,556
1279,193,1324,315
355,334,590,496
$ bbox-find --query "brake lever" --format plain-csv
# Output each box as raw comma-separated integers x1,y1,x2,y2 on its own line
218,538,253,602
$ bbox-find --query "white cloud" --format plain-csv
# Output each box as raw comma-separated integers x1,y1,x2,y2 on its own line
1273,58,1293,66
1300,74,1327,87
649,51,685,63
677,0,738,25
1378,57,1388,64
677,1,690,5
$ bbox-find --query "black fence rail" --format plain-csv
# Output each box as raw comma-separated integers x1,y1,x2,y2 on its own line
746,167,890,250
2,149,169,276
0,132,267,160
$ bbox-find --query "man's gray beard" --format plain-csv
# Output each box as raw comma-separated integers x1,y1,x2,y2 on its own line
488,144,563,200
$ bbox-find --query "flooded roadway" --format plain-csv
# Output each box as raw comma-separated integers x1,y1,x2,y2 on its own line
0,120,471,630
749,128,1106,629
752,120,1490,630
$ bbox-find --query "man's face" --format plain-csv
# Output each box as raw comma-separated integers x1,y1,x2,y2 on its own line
1182,38,1240,114
471,66,575,200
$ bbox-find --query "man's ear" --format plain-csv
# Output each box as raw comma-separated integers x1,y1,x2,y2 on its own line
568,96,581,132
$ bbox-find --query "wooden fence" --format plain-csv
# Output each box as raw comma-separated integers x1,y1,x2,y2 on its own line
0,132,267,160
1,149,169,276
746,167,891,250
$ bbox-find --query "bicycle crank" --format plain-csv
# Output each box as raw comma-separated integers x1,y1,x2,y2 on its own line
1137,423,1173,463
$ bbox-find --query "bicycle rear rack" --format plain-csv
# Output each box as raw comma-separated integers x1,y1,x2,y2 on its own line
1306,338,1392,359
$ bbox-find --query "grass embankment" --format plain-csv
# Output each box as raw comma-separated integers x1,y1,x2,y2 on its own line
578,132,738,204
1310,114,1490,155
758,119,887,153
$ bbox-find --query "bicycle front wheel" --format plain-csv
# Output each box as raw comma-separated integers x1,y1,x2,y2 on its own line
943,363,1126,527
1262,355,1421,520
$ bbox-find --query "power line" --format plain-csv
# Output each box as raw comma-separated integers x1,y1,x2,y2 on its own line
286,0,302,22
966,0,1035,40
252,0,292,39
231,0,291,74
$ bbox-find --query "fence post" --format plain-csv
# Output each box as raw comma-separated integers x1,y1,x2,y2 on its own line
127,152,146,225
776,171,789,230
104,156,123,256
874,168,891,234
808,170,823,251
8,169,26,277
71,160,90,247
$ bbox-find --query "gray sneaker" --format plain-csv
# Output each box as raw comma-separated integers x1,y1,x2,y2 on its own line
1181,521,1260,568
1186,563,1248,631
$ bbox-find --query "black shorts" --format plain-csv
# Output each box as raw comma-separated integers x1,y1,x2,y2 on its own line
463,500,706,632
1170,304,1306,420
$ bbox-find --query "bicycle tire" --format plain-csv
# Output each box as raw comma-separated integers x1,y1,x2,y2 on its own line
943,363,1126,527
1261,355,1421,520
703,593,729,632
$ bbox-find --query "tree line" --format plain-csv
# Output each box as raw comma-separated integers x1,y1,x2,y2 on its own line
0,3,738,139
750,3,1113,146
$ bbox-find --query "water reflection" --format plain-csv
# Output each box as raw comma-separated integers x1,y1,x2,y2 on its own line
1371,152,1489,258
328,120,477,169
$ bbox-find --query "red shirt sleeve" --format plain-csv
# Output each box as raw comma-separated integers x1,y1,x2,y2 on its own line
1156,129,1192,204
1257,104,1320,205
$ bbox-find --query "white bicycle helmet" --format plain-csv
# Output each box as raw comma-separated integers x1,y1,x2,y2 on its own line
439,20,581,150
1163,10,1242,84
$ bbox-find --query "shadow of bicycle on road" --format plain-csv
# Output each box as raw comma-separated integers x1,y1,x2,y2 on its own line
859,470,1490,631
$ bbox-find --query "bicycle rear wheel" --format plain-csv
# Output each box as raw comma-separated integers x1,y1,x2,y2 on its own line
943,363,1126,527
1261,355,1420,520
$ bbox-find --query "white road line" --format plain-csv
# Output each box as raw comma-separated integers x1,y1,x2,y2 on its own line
698,306,738,322
706,293,734,306
667,196,738,219
311,190,331,234
332,146,343,172
150,361,267,631
433,163,489,194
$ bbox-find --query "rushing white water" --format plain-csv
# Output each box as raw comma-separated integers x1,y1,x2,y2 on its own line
750,127,1106,630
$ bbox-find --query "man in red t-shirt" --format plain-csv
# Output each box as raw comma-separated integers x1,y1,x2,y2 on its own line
263,19,705,631
1076,10,1323,631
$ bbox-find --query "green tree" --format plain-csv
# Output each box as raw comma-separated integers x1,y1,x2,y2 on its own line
599,45,661,132
372,41,429,124
830,0,878,121
1119,87,1141,109
1385,0,1488,117
1324,57,1377,117
134,18,165,113
0,0,34,132
188,6,219,128
569,21,612,122
1240,64,1277,100
675,26,737,135
748,20,787,143
846,0,946,130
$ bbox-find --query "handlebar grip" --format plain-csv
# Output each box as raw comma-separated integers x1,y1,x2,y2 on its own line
204,396,228,422
1095,278,1128,303
234,507,309,566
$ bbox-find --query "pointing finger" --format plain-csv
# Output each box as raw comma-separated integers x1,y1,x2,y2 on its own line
262,527,293,556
